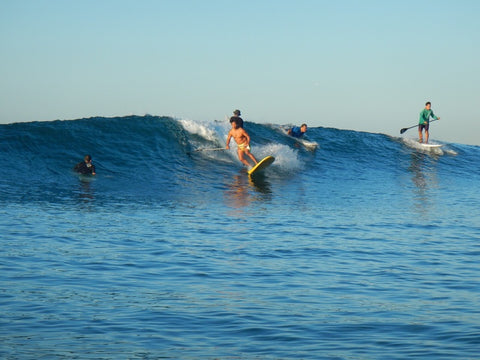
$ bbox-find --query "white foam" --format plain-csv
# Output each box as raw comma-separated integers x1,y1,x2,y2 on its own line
253,143,303,172
178,118,219,142
179,118,305,171
444,148,458,156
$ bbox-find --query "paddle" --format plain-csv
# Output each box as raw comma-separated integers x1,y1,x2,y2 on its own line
400,119,438,134
193,147,226,152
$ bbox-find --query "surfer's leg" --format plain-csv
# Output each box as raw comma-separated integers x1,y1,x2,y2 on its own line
244,149,258,164
418,126,423,143
237,149,251,167
424,123,430,144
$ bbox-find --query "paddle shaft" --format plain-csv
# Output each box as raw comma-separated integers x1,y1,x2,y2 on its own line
194,147,226,152
400,119,438,134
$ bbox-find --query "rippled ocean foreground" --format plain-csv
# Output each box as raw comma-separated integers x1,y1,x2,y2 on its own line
1,116,479,359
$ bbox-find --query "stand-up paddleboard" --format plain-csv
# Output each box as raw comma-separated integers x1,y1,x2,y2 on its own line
248,156,275,176
402,138,445,152
419,143,444,149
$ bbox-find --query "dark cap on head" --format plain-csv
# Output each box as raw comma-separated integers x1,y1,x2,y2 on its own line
233,109,241,116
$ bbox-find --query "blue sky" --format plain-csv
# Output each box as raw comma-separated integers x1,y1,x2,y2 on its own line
1,0,479,145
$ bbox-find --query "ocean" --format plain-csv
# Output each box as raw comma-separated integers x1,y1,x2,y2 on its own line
1,115,479,359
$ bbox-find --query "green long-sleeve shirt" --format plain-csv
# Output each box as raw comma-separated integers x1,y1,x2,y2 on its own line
419,109,438,125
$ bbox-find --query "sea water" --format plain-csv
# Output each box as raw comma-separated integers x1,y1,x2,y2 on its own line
1,116,479,359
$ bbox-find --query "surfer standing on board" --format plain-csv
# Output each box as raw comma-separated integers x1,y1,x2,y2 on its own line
418,102,440,144
226,118,258,168
287,124,308,138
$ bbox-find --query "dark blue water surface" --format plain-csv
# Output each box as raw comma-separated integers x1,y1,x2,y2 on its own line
1,116,479,359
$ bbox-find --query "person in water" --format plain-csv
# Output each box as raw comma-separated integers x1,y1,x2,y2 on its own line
74,155,96,175
226,118,258,168
418,102,440,144
288,124,308,138
229,109,244,128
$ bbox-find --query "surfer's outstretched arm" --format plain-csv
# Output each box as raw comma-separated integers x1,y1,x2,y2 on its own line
226,132,232,149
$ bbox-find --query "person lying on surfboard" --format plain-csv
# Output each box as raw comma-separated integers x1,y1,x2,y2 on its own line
418,102,440,144
287,124,308,138
226,118,258,168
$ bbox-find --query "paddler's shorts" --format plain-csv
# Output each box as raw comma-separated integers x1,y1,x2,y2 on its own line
418,123,429,131
238,143,251,151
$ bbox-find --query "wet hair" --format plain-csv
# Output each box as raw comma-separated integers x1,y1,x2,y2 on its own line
230,116,244,128
84,155,92,161
425,102,431,106
233,117,243,128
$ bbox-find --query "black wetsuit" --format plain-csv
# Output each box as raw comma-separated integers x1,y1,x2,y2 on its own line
74,161,95,175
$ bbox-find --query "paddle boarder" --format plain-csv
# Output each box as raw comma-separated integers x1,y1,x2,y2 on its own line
226,118,258,168
74,155,96,175
229,109,244,128
288,124,308,138
418,102,440,144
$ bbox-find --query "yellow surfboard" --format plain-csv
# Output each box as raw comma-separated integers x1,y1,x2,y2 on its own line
248,156,275,176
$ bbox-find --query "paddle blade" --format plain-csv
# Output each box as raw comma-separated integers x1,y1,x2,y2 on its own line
400,128,408,134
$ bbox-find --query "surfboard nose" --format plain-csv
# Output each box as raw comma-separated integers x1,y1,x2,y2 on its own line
248,156,275,176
